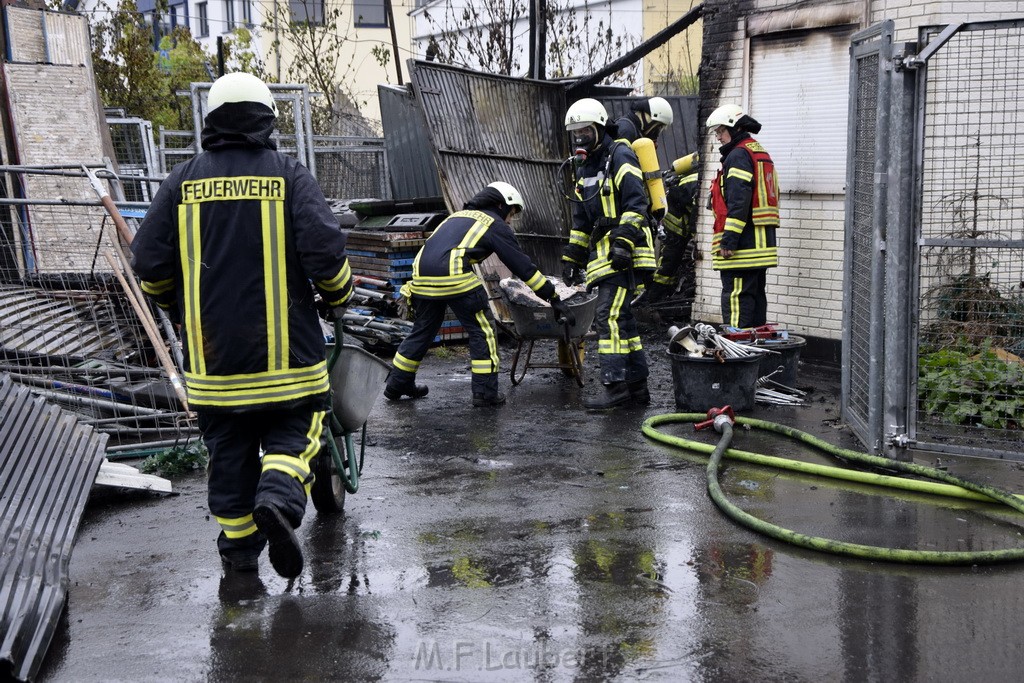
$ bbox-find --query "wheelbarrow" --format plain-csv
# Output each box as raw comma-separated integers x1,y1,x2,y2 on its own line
310,319,390,513
505,291,598,387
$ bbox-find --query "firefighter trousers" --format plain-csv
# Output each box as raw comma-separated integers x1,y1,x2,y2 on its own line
198,402,327,556
388,288,500,399
593,279,648,385
720,268,768,328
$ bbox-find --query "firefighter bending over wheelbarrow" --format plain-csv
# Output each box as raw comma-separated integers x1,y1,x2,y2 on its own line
384,182,575,408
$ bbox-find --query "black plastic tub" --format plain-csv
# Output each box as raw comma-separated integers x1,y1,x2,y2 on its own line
751,335,807,385
668,352,760,412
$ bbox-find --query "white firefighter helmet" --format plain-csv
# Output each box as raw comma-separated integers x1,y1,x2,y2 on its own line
564,98,608,131
705,103,745,130
487,181,525,212
207,73,278,117
648,97,674,126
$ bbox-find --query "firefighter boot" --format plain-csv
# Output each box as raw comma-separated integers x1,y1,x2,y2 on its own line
383,381,429,401
628,379,651,406
472,391,506,408
584,381,632,410
252,503,304,579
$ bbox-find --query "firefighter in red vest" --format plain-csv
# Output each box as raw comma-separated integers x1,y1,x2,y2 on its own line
706,104,780,328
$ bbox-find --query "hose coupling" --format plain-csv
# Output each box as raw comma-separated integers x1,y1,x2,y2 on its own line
694,405,735,432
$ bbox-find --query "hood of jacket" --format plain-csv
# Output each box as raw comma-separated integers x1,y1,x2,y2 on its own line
200,102,278,151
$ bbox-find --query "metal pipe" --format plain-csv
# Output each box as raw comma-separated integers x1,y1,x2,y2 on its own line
27,388,166,415
106,437,203,453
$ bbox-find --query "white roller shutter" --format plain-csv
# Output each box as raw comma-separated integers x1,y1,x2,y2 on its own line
749,26,855,194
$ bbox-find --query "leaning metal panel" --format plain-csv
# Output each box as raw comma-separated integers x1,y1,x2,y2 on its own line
408,60,571,272
913,19,1024,459
842,21,891,452
0,374,107,682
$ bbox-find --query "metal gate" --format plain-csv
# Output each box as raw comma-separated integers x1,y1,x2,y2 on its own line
841,21,893,453
844,18,1024,461
911,19,1024,459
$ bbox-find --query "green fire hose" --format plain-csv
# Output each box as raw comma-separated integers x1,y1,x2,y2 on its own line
642,413,1024,565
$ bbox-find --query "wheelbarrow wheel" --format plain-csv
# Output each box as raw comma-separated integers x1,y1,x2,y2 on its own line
311,437,347,514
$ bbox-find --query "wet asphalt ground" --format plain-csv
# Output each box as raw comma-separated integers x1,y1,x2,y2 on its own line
37,331,1024,682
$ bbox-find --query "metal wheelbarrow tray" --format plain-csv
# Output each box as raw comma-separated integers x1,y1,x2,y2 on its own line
506,291,598,387
311,333,390,513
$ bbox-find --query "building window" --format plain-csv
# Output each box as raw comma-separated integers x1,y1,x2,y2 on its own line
241,0,252,26
197,2,209,37
354,0,387,28
290,0,324,25
225,0,235,31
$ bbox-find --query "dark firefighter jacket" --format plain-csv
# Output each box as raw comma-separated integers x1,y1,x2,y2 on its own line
653,169,699,286
710,132,780,270
562,134,656,287
131,102,353,411
403,208,556,301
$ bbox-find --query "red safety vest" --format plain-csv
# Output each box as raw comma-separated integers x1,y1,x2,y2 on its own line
710,138,779,270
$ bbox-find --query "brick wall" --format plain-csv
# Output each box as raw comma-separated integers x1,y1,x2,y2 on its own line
698,0,849,341
697,0,1024,344
870,1,1024,38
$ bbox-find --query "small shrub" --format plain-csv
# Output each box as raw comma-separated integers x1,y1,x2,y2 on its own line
918,344,1024,430
140,440,209,477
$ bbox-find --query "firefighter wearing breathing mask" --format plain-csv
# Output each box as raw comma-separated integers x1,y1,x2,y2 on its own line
560,98,656,410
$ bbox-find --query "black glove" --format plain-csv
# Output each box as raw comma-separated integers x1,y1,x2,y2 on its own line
550,297,576,326
610,240,632,271
317,297,347,322
561,262,582,285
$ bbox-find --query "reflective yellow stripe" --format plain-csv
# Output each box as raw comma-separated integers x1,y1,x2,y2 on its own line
393,352,420,373
626,336,643,352
471,359,495,374
727,167,753,182
184,364,329,407
214,513,258,539
568,230,589,248
663,213,684,236
299,410,326,466
524,271,546,291
729,277,742,327
615,163,642,187
724,217,745,233
407,277,481,298
179,202,205,374
653,273,674,285
262,199,288,371
262,452,312,483
449,213,491,274
141,277,174,295
713,248,778,270
476,309,498,371
598,286,627,355
185,362,328,389
318,260,352,292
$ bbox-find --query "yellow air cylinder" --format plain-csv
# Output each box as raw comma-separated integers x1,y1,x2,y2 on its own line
672,152,699,175
631,137,666,216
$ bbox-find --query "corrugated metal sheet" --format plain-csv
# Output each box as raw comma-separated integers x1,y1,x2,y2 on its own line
407,61,571,275
378,84,442,200
0,373,108,682
602,95,701,171
0,285,139,361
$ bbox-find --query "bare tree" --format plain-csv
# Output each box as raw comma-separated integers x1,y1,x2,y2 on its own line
423,0,638,86
262,0,375,135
